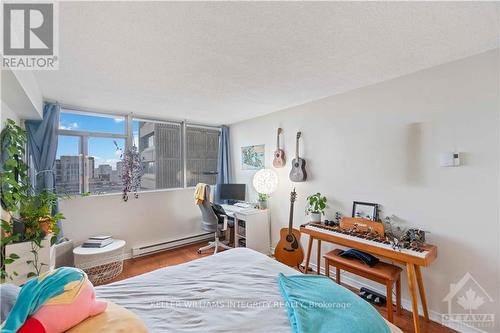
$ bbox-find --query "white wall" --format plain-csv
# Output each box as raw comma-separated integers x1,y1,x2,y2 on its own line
1,69,43,122
60,188,207,256
1,101,20,128
230,50,499,331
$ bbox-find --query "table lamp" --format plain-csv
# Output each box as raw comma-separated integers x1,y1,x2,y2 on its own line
252,169,278,209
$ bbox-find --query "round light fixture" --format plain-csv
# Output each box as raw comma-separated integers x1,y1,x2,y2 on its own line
252,168,278,195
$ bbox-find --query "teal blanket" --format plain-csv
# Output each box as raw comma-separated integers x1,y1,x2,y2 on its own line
278,273,390,333
2,267,85,333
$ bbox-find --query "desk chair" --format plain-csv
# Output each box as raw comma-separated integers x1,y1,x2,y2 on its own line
197,184,232,254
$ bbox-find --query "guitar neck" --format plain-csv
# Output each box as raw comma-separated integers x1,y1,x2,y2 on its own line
277,132,280,150
288,200,294,234
295,137,299,158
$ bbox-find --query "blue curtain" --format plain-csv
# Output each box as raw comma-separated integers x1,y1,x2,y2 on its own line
215,126,231,203
25,103,62,235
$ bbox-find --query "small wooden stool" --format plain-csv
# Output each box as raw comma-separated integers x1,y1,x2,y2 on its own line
324,249,402,323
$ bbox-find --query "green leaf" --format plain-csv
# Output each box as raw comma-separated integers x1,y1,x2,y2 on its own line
27,272,36,278
4,258,14,264
9,253,20,259
1,220,12,231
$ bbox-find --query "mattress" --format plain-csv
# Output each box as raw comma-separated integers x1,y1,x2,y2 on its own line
96,248,402,333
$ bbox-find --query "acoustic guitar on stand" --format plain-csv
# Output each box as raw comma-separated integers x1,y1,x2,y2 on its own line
289,132,307,182
275,188,304,267
272,128,286,168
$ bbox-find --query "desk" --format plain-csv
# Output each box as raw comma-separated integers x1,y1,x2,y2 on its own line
222,205,270,255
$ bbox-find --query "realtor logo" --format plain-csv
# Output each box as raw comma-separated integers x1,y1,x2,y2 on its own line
2,1,58,69
442,272,495,329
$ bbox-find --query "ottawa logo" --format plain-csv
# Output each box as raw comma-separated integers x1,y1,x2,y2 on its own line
442,272,495,329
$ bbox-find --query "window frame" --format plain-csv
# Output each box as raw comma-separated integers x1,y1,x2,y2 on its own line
56,107,221,195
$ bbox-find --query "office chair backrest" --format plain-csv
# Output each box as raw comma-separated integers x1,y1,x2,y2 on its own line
198,184,218,233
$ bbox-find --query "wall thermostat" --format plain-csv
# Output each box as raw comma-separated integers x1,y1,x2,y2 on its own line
439,152,460,167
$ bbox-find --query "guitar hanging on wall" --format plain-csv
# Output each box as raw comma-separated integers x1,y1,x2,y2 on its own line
272,128,285,168
275,188,304,267
289,132,307,182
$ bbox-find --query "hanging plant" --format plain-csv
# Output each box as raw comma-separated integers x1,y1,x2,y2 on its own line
115,142,143,202
0,119,29,212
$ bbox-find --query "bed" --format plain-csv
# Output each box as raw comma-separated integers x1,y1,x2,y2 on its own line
96,248,402,333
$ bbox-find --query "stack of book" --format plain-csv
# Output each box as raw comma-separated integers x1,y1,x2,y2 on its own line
82,236,113,248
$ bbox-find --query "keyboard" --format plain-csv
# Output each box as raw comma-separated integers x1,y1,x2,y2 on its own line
301,222,437,266
234,202,253,208
221,204,258,215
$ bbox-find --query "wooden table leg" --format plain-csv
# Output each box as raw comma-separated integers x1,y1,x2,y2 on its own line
304,236,313,274
325,258,330,277
406,263,421,333
336,268,341,284
386,281,394,323
415,265,430,321
316,239,322,275
396,276,402,315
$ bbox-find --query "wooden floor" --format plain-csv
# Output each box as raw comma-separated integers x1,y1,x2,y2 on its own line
106,242,455,333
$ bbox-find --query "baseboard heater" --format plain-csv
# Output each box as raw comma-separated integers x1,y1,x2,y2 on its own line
132,233,213,258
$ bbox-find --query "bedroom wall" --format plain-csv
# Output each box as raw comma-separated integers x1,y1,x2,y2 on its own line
230,49,499,331
1,69,43,122
1,101,20,127
59,188,207,256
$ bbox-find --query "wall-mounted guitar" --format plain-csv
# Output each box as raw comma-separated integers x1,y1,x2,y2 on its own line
275,188,304,267
289,132,307,182
272,128,285,168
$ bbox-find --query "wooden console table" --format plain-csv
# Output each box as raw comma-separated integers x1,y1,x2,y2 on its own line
301,223,437,333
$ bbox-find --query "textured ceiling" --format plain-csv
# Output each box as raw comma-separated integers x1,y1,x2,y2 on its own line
33,1,499,125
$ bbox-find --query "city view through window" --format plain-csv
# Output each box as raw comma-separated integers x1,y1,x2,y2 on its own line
55,113,126,194
55,111,220,195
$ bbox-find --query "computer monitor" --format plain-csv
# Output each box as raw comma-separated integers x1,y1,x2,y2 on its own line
218,184,246,203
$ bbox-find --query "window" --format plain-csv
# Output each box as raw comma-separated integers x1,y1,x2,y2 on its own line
133,119,183,190
88,137,125,194
56,110,127,195
59,112,125,134
55,135,81,195
56,109,220,195
186,125,220,187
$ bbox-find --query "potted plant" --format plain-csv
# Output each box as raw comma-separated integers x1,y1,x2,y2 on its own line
0,119,65,283
305,193,327,222
257,193,269,210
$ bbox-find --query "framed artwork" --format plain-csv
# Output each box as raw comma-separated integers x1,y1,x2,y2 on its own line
241,145,265,170
352,201,379,221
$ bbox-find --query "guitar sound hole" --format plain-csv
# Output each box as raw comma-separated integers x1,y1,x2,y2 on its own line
286,234,293,242
294,163,299,167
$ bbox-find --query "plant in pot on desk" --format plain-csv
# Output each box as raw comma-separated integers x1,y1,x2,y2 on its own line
257,193,269,209
0,119,64,283
305,193,327,222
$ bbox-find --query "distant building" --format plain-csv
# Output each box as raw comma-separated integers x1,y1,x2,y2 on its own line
55,156,81,194
138,122,182,189
137,122,219,189
116,161,124,178
87,157,95,179
55,155,122,195
97,164,112,181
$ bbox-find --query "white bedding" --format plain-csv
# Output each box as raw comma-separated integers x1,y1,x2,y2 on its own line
96,248,402,333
